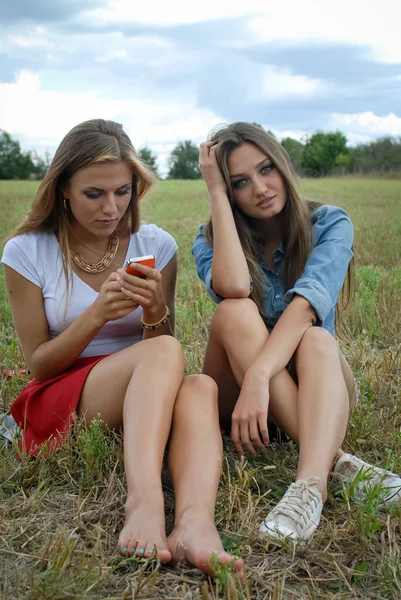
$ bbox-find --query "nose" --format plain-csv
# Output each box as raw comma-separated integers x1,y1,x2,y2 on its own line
102,192,118,215
253,175,268,197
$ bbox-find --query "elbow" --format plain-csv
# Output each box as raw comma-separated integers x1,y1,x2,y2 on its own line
292,294,318,327
213,282,251,299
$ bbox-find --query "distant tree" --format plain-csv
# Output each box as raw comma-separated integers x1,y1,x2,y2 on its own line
348,136,401,173
301,131,347,176
138,146,158,176
281,137,304,170
168,140,201,180
0,130,35,180
30,149,52,179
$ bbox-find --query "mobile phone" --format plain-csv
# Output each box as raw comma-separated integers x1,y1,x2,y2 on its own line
124,255,156,278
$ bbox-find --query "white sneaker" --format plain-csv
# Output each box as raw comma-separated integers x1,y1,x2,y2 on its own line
259,477,323,542
334,453,401,504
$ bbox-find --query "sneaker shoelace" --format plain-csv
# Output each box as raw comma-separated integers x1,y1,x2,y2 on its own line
270,477,321,526
337,456,401,500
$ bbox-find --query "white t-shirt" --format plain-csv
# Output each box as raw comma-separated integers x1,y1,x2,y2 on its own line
1,224,178,358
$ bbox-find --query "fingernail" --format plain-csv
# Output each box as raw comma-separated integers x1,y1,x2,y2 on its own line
117,275,122,282
122,547,128,552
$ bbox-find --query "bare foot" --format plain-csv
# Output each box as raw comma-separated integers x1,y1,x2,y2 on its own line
167,510,244,578
118,494,171,563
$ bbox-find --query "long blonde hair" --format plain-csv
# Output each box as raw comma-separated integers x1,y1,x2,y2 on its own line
205,122,353,317
7,119,155,294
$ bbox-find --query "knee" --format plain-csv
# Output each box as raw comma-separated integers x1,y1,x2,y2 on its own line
211,298,259,333
142,335,184,369
174,374,218,415
296,327,338,365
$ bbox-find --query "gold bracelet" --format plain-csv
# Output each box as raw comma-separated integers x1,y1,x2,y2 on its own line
140,306,171,330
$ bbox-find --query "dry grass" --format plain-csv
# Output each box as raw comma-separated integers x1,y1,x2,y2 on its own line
0,178,401,599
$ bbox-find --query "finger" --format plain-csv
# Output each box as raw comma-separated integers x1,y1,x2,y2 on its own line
249,416,265,451
231,419,243,455
119,264,160,282
258,412,270,446
240,420,256,456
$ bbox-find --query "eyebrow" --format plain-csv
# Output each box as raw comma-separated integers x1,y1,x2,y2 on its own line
82,183,131,192
230,158,272,180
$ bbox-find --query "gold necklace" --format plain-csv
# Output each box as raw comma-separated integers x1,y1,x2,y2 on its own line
70,233,119,274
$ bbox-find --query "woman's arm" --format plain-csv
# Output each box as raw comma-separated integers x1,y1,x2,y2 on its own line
4,266,137,382
247,295,316,382
199,142,250,298
141,253,177,339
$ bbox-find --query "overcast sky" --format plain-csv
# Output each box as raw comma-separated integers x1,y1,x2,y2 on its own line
1,0,400,174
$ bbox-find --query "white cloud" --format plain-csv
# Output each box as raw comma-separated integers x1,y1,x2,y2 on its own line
86,0,268,26
256,66,327,101
328,111,401,136
0,71,223,175
80,0,401,63
248,0,401,64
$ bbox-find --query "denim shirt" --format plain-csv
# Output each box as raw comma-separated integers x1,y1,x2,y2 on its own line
191,205,354,337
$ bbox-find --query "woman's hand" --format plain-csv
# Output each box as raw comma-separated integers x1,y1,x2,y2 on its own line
92,273,139,327
116,262,166,322
231,369,271,456
199,141,227,196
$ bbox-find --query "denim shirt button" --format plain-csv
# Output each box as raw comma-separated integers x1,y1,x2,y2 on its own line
275,294,280,299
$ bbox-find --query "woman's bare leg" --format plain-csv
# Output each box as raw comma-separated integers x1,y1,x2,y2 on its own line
294,327,349,500
167,375,243,577
78,335,184,561
203,299,300,442
204,300,356,481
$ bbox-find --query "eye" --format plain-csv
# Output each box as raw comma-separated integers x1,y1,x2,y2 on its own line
261,163,275,175
84,192,101,199
232,179,247,189
116,189,130,196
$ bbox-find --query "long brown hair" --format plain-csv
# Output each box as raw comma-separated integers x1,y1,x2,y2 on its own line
205,122,353,319
7,119,155,295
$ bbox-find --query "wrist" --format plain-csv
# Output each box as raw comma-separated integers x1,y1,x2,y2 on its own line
246,362,272,383
142,303,167,323
209,188,228,202
88,303,106,329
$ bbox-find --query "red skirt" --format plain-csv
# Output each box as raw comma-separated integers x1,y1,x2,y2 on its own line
11,355,108,456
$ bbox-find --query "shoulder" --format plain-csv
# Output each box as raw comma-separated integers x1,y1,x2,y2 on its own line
311,204,354,243
134,223,176,245
3,231,55,257
312,204,352,226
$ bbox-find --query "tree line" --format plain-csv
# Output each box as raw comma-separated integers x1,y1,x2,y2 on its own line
1,127,401,181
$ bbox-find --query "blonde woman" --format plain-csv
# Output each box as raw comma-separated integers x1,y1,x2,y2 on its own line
193,122,401,542
1,119,243,576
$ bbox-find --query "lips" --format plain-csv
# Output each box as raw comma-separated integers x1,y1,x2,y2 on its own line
256,195,276,207
97,219,118,226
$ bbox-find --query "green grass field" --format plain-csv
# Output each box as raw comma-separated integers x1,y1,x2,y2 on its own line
1,178,401,599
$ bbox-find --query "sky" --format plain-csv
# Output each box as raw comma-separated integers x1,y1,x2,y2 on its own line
0,0,400,175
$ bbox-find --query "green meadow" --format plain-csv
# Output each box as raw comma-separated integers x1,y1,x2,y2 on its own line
0,178,400,599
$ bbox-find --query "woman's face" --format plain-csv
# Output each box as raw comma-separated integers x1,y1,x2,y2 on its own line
227,143,287,220
63,161,133,239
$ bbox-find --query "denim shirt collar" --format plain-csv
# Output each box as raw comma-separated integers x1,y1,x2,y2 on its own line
260,242,285,272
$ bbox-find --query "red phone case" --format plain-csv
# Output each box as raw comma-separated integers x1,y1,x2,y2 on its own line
124,256,155,278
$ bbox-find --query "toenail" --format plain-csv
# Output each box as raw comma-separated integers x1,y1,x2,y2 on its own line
122,547,128,552
147,549,153,553
131,548,136,553
138,548,144,554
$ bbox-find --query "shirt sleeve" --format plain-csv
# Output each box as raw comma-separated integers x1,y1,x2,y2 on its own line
191,225,254,304
284,206,354,323
1,236,43,288
191,225,224,303
154,227,178,272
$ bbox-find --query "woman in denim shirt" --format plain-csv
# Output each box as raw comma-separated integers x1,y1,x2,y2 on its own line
192,122,401,542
